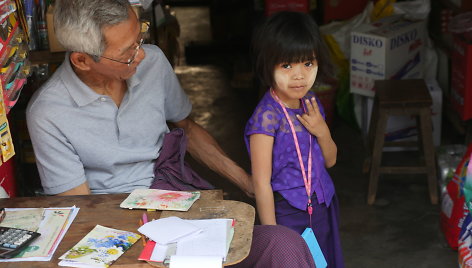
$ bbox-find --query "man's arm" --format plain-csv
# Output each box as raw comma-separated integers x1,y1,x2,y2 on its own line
56,182,91,196
172,117,254,197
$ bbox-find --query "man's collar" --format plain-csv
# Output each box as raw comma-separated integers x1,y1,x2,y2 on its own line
59,52,141,106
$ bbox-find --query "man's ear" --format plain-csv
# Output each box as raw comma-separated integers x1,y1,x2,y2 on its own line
69,52,95,71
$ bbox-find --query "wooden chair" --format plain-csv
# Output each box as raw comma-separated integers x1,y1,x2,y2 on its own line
366,79,438,205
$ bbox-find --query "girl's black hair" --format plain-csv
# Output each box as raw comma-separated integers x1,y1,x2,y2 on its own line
251,11,335,89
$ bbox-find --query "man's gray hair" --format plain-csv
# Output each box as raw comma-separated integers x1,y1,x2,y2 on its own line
54,0,131,58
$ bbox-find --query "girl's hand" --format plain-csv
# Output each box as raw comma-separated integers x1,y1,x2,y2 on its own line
296,97,330,138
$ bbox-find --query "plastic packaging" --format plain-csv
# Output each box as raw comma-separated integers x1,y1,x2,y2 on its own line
437,144,468,191
449,12,472,42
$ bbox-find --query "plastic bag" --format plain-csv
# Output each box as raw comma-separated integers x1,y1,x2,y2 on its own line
393,0,431,20
440,144,472,250
459,214,472,267
448,12,472,42
459,148,472,266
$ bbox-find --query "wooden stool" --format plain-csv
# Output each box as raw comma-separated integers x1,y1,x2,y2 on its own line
366,79,438,205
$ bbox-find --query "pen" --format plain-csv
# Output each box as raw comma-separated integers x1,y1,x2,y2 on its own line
142,212,148,224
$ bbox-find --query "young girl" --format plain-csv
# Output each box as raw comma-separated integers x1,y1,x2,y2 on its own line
245,11,344,267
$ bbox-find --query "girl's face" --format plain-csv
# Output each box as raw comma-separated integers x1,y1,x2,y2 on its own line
272,59,318,108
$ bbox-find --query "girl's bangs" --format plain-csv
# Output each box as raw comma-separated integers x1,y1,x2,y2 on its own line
276,40,317,64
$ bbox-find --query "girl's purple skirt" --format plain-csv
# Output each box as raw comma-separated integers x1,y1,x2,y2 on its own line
275,194,344,268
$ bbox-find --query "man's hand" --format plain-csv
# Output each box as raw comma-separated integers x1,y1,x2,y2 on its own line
174,117,255,198
242,174,255,198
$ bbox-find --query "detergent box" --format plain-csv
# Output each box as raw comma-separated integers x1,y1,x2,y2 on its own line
350,15,426,97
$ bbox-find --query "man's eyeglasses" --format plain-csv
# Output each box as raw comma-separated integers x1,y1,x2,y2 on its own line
98,21,150,66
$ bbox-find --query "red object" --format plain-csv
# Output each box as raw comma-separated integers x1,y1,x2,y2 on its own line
441,9,453,33
0,157,17,198
450,34,472,121
453,0,472,12
264,0,309,16
138,240,156,261
322,0,369,24
440,144,472,250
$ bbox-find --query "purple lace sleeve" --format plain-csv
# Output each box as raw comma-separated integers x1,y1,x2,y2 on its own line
245,101,280,137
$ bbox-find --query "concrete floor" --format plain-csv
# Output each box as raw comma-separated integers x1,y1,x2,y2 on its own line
172,6,458,268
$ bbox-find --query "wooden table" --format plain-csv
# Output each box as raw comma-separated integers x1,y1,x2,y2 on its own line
0,190,225,267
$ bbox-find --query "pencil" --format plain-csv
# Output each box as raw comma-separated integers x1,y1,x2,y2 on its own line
139,219,147,247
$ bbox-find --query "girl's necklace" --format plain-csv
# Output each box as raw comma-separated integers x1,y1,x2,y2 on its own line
271,89,314,227
280,99,300,109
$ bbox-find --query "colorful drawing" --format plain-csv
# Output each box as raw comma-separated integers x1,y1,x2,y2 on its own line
120,189,200,211
59,225,141,268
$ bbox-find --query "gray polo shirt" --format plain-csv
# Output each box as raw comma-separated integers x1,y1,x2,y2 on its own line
26,45,192,195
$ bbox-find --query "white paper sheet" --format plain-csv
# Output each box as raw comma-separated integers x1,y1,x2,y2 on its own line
138,216,202,245
176,219,232,259
169,255,222,268
150,244,168,262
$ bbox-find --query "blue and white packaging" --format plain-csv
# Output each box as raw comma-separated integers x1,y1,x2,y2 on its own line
349,15,427,97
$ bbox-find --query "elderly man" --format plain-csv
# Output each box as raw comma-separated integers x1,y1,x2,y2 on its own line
26,0,315,267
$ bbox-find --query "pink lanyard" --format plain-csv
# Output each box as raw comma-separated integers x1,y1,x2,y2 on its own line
271,90,313,225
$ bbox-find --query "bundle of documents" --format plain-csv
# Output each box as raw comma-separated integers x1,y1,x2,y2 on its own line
120,189,200,211
138,216,234,267
58,225,141,268
0,206,79,262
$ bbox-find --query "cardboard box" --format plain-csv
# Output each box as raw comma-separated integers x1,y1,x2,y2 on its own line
450,34,472,121
349,15,426,97
46,5,65,52
362,79,443,150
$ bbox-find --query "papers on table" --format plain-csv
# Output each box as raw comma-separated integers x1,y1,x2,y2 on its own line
177,219,234,260
0,208,44,231
120,189,200,211
59,225,141,268
169,255,222,268
0,206,79,262
137,216,234,265
138,216,202,244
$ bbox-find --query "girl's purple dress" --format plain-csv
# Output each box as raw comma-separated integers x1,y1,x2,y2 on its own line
245,90,344,268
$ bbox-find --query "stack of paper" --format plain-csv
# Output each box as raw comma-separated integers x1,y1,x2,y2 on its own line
138,216,234,264
59,225,141,268
0,206,80,262
120,189,200,211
